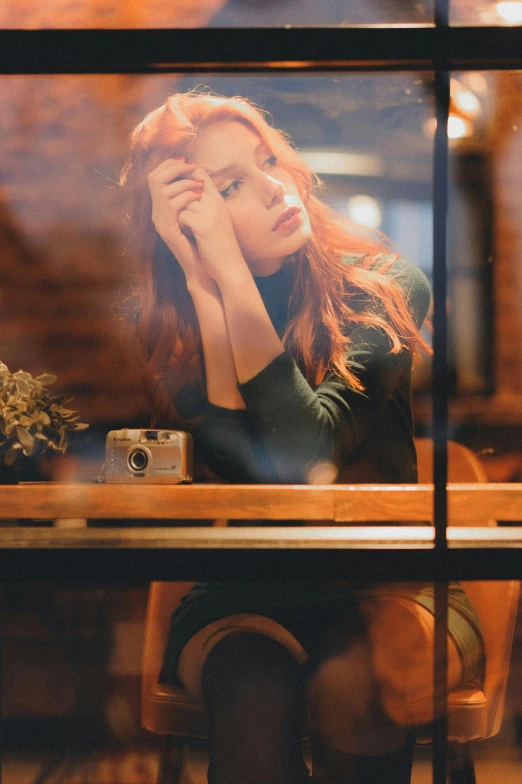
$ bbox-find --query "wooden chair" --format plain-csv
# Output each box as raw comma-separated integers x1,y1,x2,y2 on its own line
141,439,520,783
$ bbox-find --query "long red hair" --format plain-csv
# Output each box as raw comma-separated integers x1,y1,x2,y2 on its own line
120,89,430,427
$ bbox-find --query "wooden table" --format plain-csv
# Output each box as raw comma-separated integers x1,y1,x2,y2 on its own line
1,481,522,524
0,482,521,579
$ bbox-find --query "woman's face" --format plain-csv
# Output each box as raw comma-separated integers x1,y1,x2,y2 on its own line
189,120,312,276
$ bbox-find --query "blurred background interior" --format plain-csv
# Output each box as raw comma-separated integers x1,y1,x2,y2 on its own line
1,1,522,782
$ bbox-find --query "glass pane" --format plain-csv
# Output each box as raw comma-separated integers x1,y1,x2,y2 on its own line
0,72,434,482
0,0,434,29
2,579,522,784
451,0,522,25
414,72,522,524
447,73,495,397
444,72,522,500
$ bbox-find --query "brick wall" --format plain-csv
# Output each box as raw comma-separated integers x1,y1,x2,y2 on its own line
0,74,179,430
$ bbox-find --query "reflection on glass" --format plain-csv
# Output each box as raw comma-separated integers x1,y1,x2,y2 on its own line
0,72,435,480
497,1,522,23
451,0,522,25
3,72,521,483
0,0,434,29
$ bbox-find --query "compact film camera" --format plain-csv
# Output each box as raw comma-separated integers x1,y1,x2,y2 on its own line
105,429,193,484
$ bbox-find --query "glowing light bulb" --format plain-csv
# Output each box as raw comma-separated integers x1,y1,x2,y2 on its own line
453,89,481,117
450,78,481,117
496,2,522,23
447,115,472,139
347,195,382,228
424,116,473,139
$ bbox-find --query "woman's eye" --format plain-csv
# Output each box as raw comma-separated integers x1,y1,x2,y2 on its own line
265,155,277,167
220,179,241,199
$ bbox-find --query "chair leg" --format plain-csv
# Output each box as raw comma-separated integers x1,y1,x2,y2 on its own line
447,742,476,784
157,735,185,784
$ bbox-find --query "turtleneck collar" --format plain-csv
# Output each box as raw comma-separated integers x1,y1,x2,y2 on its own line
253,259,297,292
253,260,298,336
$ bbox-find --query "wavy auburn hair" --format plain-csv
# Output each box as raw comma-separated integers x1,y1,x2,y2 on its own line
120,89,430,427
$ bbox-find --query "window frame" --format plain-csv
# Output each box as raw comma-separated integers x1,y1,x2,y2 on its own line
2,11,522,784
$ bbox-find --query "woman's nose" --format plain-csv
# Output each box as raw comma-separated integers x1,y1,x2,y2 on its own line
261,174,285,207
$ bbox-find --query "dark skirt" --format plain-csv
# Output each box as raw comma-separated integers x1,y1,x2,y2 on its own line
160,580,485,690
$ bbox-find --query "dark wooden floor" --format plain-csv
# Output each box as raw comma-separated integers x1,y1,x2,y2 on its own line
4,729,522,784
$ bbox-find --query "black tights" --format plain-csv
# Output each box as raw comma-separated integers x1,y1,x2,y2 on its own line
201,633,309,784
200,632,415,784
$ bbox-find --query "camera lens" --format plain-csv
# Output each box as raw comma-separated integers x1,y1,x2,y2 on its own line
128,448,148,472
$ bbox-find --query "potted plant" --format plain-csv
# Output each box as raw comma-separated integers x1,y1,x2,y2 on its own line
0,361,88,484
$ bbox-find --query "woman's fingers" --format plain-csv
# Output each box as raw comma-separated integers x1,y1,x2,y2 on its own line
148,158,205,234
177,205,199,232
162,177,205,200
148,158,198,187
174,188,204,212
151,187,203,232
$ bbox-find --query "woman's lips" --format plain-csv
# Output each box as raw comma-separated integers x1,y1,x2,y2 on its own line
272,206,302,232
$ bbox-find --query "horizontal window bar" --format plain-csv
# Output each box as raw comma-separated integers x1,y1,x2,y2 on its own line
0,540,521,580
1,27,522,73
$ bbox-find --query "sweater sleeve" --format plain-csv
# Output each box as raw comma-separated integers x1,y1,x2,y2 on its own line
194,259,430,484
174,378,280,483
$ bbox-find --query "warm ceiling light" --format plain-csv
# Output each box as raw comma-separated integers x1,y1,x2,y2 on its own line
424,115,474,139
299,148,384,177
447,115,473,139
453,90,481,116
450,78,481,117
451,87,481,118
496,1,522,23
347,195,382,228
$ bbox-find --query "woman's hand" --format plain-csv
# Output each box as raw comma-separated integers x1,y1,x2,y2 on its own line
178,169,250,287
147,157,209,285
148,157,247,287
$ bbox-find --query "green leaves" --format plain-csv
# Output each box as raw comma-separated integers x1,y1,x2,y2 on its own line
34,373,57,385
15,378,30,397
15,426,34,453
0,361,89,467
4,444,22,466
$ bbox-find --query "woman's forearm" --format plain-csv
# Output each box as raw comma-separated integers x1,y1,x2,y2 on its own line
214,258,286,385
186,274,245,409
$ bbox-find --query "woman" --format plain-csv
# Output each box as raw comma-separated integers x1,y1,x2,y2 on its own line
121,90,484,784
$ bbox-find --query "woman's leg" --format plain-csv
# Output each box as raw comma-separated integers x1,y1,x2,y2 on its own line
307,619,414,784
201,632,310,784
309,736,415,784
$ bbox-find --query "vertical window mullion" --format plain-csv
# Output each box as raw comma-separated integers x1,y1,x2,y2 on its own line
433,0,450,781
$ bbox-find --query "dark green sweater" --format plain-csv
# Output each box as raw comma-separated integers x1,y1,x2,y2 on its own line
175,255,431,488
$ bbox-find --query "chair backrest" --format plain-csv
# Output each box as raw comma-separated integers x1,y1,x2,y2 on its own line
414,437,520,737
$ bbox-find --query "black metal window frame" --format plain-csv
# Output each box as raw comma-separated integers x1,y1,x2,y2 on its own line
1,12,522,784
